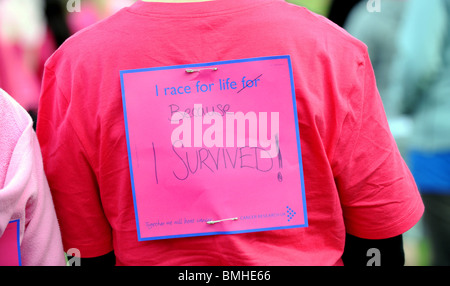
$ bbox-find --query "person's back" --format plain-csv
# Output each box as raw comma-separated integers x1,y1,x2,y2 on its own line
37,0,423,266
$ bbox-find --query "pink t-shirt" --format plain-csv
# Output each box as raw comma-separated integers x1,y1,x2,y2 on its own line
37,0,424,266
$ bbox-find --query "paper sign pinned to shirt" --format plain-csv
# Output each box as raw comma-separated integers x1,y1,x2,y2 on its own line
0,220,22,266
120,56,307,241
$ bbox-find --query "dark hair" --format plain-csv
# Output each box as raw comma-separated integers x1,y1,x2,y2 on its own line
44,0,72,47
328,0,362,27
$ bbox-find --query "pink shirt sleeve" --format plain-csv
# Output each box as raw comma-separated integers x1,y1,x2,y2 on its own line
37,67,114,258
332,51,424,239
0,90,66,266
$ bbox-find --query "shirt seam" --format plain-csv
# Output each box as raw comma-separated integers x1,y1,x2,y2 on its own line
331,55,366,177
43,67,97,171
125,0,275,19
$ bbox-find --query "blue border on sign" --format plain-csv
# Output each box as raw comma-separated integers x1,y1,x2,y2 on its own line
286,56,309,230
120,55,308,241
8,220,22,266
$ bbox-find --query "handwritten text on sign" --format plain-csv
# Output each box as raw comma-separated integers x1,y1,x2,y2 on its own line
120,56,307,241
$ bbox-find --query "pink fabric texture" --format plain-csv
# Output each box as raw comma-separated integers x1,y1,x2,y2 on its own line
37,0,423,265
0,89,65,266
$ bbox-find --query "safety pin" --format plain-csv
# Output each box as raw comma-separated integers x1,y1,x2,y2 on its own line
207,217,239,225
185,67,218,73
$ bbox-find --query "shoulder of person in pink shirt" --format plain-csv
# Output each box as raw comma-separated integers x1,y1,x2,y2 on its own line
0,89,66,266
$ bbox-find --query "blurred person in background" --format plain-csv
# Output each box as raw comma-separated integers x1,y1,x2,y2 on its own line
0,0,46,127
345,0,407,117
388,0,450,266
0,0,135,131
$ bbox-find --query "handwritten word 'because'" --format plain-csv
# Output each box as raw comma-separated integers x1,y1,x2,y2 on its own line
170,104,279,159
